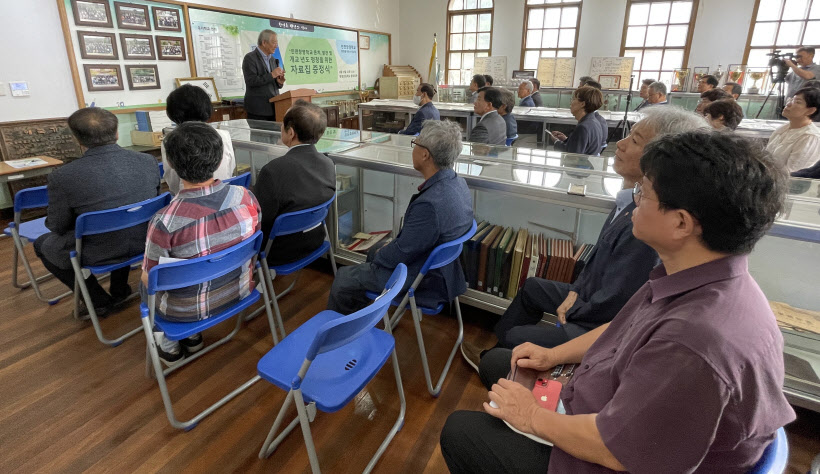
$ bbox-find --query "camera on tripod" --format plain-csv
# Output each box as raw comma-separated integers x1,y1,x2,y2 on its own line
767,50,795,84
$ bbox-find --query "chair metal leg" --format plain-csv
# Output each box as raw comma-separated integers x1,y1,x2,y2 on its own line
387,294,410,331
70,256,140,347
364,348,407,474
9,230,70,304
261,259,287,340
324,223,338,276
259,390,299,458
256,266,280,346
293,389,322,474
409,295,464,397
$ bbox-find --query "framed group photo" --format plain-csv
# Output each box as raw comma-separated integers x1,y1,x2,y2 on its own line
125,65,161,90
77,31,118,60
153,7,181,32
114,2,151,31
71,0,112,28
120,33,155,60
156,36,186,60
84,64,124,91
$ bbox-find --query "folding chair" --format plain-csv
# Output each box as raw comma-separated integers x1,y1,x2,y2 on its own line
365,220,477,396
69,193,172,347
223,172,251,189
257,264,408,474
506,134,519,146
141,231,279,430
3,185,71,304
259,194,338,340
748,427,788,474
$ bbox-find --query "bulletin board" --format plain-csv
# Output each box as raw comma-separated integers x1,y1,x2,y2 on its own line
188,7,361,98
588,57,635,91
536,58,576,88
359,31,391,90
57,0,194,111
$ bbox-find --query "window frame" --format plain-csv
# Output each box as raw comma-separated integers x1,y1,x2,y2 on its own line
742,0,820,67
619,0,700,89
519,0,584,70
445,0,495,86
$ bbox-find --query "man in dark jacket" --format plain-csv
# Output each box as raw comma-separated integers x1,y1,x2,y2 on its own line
254,100,336,266
327,120,474,314
399,83,440,135
34,107,160,315
242,29,286,121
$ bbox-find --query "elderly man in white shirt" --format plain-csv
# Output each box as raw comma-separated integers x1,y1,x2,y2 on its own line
766,87,820,172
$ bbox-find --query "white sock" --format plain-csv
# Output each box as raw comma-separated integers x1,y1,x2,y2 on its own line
154,331,180,354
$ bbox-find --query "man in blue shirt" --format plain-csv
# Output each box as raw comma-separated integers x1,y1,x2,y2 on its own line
518,81,536,108
499,89,518,140
399,83,440,135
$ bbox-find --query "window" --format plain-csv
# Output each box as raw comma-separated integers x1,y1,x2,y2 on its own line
446,0,494,86
620,0,698,90
744,0,820,69
521,0,583,70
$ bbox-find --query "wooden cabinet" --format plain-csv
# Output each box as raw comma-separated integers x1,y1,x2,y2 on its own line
321,105,340,128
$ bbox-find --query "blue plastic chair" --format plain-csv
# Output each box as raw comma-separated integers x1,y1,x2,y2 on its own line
506,134,519,146
141,231,279,430
748,427,788,474
257,264,408,473
364,220,477,396
260,194,338,340
3,186,72,304
158,161,164,179
69,193,172,347
223,171,251,189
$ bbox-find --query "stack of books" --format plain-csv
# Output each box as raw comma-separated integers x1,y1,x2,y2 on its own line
461,221,594,299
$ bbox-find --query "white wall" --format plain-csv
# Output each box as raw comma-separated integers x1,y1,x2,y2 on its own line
0,0,400,123
398,0,757,84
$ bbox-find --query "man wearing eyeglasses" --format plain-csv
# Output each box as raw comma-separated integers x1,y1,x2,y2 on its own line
784,47,820,98
443,129,795,474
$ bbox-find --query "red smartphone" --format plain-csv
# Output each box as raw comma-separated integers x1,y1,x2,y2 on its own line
532,378,562,412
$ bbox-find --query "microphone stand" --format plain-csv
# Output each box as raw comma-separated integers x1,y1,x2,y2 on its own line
607,75,635,142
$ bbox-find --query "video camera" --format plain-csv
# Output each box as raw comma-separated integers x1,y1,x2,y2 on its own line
767,50,795,84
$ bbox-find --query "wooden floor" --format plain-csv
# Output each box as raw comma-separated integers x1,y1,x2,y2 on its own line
0,236,818,473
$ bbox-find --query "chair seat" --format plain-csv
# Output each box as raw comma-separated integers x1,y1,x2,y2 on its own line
365,290,445,315
269,241,330,276
84,254,145,275
257,309,395,413
153,289,261,341
4,217,49,241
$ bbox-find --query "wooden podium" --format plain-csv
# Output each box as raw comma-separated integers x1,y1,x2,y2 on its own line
270,89,317,121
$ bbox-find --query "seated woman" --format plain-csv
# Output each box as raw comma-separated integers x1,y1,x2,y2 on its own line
695,88,732,115
161,85,236,194
704,98,745,131
766,86,820,172
551,86,604,156
498,89,518,140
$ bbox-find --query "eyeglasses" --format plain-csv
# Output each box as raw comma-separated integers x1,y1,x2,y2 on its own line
632,182,659,207
410,139,428,150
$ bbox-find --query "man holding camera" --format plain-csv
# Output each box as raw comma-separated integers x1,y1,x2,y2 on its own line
785,47,820,98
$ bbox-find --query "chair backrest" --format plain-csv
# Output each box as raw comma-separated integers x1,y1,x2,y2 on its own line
145,231,263,295
223,172,251,189
13,185,49,214
305,263,407,361
748,427,788,474
506,135,519,146
419,220,477,275
74,193,172,239
269,194,335,239
158,162,164,178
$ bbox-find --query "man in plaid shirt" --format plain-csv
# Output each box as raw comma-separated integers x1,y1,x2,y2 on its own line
141,122,261,366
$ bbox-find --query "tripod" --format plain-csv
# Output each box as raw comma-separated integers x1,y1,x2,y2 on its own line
608,75,635,142
756,80,786,119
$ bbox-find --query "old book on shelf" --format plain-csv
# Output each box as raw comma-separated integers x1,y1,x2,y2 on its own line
497,228,517,298
491,227,513,295
508,228,528,299
477,225,502,292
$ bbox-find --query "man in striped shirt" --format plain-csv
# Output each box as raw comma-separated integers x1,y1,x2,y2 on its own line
141,122,261,366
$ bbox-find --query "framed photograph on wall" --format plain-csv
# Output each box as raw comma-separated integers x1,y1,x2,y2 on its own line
153,7,181,32
125,65,161,90
512,70,536,80
114,2,150,31
176,77,221,104
359,34,370,50
84,64,124,91
71,0,112,28
120,34,155,60
156,36,186,60
77,31,118,60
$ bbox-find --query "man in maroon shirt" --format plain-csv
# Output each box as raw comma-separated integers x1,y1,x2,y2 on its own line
440,131,796,473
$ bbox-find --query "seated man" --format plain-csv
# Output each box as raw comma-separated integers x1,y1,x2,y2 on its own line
645,81,669,107
255,100,336,266
442,130,795,473
142,122,261,365
517,80,536,108
483,74,494,86
583,80,602,90
704,98,745,131
461,107,706,369
634,78,656,111
723,81,743,100
697,73,719,92
529,78,543,107
696,88,732,114
551,86,605,155
499,89,518,140
467,74,486,104
577,76,594,87
327,120,474,314
34,107,160,316
471,87,507,145
399,83,440,135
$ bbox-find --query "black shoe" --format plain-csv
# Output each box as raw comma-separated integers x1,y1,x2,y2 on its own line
110,284,133,304
153,332,185,368
77,298,111,320
180,333,204,355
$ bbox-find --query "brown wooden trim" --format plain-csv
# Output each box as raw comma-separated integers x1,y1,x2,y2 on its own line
681,0,700,69
183,5,196,76
520,1,583,70
445,5,495,85
186,3,362,35
57,0,85,109
619,0,631,57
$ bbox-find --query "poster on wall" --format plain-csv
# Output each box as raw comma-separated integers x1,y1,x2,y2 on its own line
189,8,360,98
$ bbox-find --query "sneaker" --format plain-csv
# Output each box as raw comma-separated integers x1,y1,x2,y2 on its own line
153,332,185,368
76,299,111,320
180,333,204,355
460,342,484,373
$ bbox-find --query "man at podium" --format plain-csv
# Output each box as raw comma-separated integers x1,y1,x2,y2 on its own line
243,29,286,121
